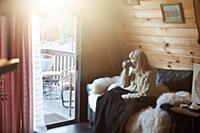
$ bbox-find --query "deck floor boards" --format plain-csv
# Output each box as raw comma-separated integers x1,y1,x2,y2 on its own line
44,89,75,124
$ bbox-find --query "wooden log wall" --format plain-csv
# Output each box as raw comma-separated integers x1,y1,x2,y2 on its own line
80,0,123,80
193,0,200,43
79,0,123,121
115,0,200,70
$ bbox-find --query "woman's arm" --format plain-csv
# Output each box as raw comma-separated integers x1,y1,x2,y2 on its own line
121,70,156,99
121,69,130,88
121,60,133,88
140,70,156,96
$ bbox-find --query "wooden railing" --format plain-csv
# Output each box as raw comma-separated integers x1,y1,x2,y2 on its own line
41,49,75,79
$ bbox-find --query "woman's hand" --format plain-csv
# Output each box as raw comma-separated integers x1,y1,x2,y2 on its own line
122,60,132,70
123,85,136,92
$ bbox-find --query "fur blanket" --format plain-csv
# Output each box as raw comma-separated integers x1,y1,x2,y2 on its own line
129,91,191,133
88,76,120,95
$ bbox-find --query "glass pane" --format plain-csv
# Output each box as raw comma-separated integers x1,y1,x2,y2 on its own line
32,11,77,130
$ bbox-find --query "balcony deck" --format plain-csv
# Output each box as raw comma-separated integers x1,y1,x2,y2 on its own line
43,89,75,125
41,48,76,125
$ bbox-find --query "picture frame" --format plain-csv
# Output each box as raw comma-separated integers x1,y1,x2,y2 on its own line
160,3,185,23
123,0,140,6
191,64,200,104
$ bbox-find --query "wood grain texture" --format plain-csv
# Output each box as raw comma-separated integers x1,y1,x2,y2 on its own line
120,27,198,38
117,0,200,70
123,8,195,19
123,18,196,28
125,42,200,56
121,34,199,46
193,0,200,43
79,0,123,121
120,0,194,10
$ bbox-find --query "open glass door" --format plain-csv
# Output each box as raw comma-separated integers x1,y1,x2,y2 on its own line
32,7,78,131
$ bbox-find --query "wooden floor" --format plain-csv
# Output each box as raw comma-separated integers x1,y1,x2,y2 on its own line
47,123,94,133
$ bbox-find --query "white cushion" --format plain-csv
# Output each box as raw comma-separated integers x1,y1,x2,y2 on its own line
88,76,120,95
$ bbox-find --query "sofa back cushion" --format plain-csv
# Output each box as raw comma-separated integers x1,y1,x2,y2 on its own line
156,69,193,92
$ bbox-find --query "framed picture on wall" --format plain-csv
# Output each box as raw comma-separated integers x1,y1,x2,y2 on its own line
160,3,185,23
192,64,200,104
123,0,140,6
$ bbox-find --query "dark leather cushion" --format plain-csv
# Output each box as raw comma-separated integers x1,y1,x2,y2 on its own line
156,69,193,92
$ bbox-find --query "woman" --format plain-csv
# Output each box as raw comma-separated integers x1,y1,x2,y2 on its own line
121,49,156,99
95,49,156,133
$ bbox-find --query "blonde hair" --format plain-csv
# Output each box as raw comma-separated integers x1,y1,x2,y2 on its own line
129,49,152,75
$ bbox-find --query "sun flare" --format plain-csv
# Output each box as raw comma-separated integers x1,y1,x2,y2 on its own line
38,0,64,10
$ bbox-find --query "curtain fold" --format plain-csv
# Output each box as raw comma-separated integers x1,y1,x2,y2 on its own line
1,4,33,133
12,13,33,133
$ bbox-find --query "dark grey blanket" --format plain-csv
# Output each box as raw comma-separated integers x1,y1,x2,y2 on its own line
94,87,156,133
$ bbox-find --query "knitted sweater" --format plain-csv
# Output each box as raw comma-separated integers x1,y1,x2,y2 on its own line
121,68,156,98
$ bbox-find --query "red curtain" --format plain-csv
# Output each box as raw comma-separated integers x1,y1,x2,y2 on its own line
11,11,33,133
0,3,33,133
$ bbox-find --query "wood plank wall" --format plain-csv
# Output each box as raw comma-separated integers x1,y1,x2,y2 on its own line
80,1,123,80
79,0,123,121
116,0,200,70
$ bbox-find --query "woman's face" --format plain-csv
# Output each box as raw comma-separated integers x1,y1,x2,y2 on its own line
130,56,137,69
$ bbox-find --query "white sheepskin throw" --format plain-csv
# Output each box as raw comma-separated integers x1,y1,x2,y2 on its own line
129,91,191,133
88,76,120,95
107,82,122,91
131,107,171,133
156,91,191,109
